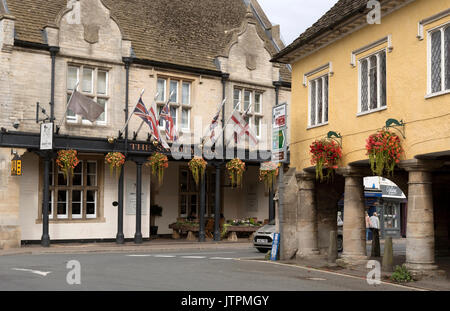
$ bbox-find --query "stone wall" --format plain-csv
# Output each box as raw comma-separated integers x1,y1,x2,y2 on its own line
0,148,25,249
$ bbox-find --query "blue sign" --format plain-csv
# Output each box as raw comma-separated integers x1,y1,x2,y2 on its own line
270,233,280,261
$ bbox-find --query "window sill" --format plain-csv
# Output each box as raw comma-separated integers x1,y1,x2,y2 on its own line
356,106,387,117
35,217,106,224
66,120,107,127
425,89,450,99
307,122,328,130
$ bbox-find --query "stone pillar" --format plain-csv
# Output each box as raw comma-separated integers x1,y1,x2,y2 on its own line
336,167,367,266
296,171,319,259
278,168,298,260
400,160,445,278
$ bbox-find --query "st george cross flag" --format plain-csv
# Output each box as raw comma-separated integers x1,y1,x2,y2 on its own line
230,110,259,146
68,90,104,123
209,110,221,144
159,103,178,142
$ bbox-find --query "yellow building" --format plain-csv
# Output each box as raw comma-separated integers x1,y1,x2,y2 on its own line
272,0,449,279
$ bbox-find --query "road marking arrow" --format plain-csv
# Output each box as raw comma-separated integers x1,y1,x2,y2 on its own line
12,268,51,277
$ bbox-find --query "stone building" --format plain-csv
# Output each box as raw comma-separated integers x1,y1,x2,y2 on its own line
0,0,291,248
272,0,449,279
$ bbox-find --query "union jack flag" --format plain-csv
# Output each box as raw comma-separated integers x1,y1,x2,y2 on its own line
159,103,178,142
134,98,160,141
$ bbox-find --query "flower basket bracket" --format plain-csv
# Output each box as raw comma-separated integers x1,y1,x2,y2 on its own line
385,119,406,139
327,131,342,148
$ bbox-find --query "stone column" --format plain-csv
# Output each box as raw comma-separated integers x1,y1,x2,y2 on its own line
296,171,319,259
336,167,367,266
400,160,445,278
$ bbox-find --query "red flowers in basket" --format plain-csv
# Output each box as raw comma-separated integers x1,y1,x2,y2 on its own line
310,139,342,182
366,129,403,177
105,152,126,178
259,162,279,192
226,158,246,188
188,157,207,186
146,152,169,185
56,150,80,180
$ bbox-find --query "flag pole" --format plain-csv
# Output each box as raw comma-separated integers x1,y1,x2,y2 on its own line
133,92,159,140
56,81,79,134
119,88,145,136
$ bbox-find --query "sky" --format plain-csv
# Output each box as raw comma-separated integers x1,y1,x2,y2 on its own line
257,0,340,46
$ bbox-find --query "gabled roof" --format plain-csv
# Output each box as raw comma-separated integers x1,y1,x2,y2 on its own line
272,0,415,63
6,0,291,82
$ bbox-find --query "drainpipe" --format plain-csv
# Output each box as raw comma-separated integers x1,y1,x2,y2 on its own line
116,58,133,244
49,46,60,123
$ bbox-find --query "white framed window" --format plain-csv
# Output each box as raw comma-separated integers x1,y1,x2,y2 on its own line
169,80,179,103
358,49,386,114
428,23,450,96
244,90,252,112
43,158,102,221
254,92,262,114
309,75,329,127
181,108,190,131
254,116,262,138
233,88,241,110
157,77,192,134
157,78,167,102
233,87,264,136
182,82,190,106
66,65,109,125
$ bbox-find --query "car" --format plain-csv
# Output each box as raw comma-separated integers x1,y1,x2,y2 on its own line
253,221,344,253
253,220,276,253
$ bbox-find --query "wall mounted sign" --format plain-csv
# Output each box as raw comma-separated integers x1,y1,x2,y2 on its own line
40,122,53,150
272,103,287,163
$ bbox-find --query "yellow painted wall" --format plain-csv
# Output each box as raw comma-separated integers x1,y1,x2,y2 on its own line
290,0,450,171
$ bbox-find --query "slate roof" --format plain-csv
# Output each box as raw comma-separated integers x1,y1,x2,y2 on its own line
6,0,291,82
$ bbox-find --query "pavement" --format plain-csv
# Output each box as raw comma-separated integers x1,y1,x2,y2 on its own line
282,238,450,291
1,237,449,291
0,238,254,256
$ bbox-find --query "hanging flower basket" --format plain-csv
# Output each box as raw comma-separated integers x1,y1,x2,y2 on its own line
259,162,279,192
310,139,342,182
105,152,126,178
188,157,207,186
146,152,169,185
226,158,246,188
56,150,80,181
366,129,403,177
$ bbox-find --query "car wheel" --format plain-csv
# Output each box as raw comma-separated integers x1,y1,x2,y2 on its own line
256,248,269,253
337,235,343,252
